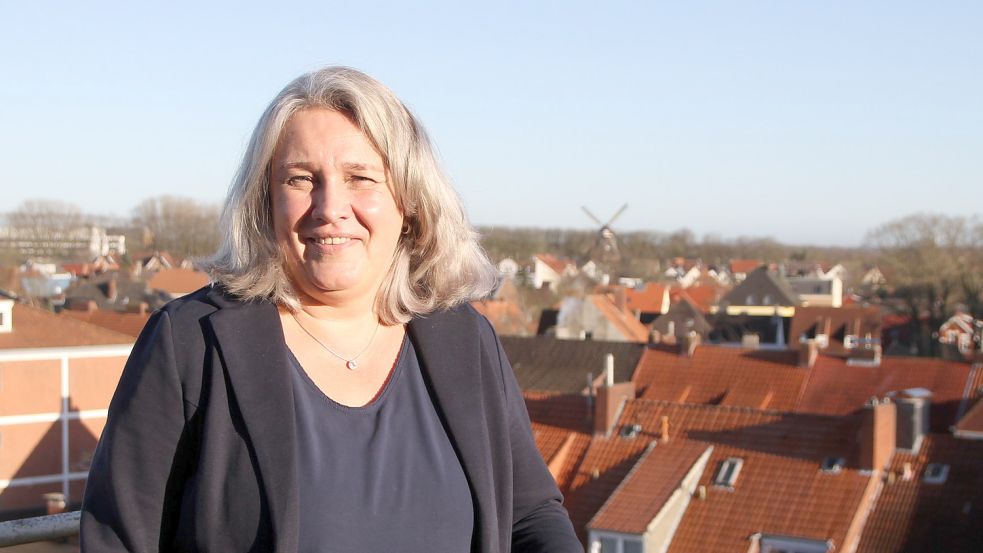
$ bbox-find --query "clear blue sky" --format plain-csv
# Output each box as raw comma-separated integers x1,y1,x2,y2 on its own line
2,1,980,246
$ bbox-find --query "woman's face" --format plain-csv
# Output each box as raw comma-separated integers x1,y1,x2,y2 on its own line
269,108,403,307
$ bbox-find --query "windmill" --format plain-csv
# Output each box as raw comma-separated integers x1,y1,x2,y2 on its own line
582,203,627,272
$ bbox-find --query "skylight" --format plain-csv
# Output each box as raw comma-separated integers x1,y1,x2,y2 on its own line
820,457,845,474
924,463,950,484
714,457,743,488
619,423,642,439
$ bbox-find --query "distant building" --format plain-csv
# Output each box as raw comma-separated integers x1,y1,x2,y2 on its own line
0,225,125,258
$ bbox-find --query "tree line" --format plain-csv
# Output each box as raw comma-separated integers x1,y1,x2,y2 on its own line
2,197,221,260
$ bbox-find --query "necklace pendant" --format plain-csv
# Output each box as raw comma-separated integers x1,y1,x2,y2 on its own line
346,360,358,370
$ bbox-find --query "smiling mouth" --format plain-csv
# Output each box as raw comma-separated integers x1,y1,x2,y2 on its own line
311,236,353,245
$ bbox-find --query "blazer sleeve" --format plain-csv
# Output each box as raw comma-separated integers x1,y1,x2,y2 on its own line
80,310,196,552
490,326,584,553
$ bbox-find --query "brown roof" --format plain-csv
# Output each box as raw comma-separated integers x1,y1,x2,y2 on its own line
589,440,710,533
0,303,134,349
591,294,649,343
471,299,532,337
856,433,983,552
719,266,800,307
504,336,644,393
625,283,669,315
651,297,713,338
60,309,151,338
147,268,210,294
789,306,882,356
797,355,976,431
633,345,807,411
954,393,983,438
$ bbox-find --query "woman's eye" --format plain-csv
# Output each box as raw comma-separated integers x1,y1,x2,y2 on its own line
348,175,378,188
286,175,313,188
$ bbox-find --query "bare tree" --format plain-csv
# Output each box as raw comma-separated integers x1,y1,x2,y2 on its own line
865,213,983,354
2,199,91,258
132,196,220,259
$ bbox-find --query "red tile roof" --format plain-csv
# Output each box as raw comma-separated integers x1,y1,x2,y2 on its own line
591,294,649,343
625,283,669,315
856,433,983,552
620,401,869,553
797,355,976,431
536,254,575,274
589,440,710,534
730,259,763,275
0,303,134,349
669,284,724,313
60,309,151,338
633,345,807,411
147,268,209,295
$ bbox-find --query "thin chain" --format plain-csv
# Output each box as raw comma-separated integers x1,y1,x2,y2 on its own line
291,311,380,370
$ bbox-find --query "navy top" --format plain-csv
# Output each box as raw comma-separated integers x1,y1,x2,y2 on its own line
290,337,474,553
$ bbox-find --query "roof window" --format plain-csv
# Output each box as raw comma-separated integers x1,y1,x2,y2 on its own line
619,423,642,439
820,457,845,474
924,463,950,484
713,457,743,488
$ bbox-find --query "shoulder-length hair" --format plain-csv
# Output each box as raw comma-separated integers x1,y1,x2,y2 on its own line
200,66,499,324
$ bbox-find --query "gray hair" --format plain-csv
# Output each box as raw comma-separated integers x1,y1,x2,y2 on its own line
200,66,499,324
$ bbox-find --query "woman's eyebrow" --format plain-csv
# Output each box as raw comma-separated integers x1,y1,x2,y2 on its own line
341,161,384,172
278,160,316,171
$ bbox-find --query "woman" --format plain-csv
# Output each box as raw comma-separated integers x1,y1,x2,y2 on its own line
80,67,582,552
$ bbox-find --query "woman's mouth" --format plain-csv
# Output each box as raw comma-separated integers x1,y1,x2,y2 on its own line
311,236,352,245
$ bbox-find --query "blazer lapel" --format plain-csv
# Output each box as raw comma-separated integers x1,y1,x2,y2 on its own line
205,290,299,552
409,308,496,553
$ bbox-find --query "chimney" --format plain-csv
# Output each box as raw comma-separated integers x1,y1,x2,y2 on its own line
892,388,931,452
680,331,700,357
798,338,819,368
858,397,897,472
594,355,635,437
660,416,670,443
848,344,882,367
741,333,760,350
614,287,628,313
106,275,118,302
604,354,615,387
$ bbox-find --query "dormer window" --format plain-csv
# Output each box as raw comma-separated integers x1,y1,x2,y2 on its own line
820,457,845,474
844,335,858,349
714,457,743,488
762,294,772,305
924,463,950,484
746,295,755,305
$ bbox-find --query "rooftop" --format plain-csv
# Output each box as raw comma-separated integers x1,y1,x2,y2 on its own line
0,303,133,349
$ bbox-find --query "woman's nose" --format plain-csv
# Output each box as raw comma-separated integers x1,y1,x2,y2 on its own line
310,179,351,223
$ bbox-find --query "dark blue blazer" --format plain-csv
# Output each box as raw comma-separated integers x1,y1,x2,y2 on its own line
80,285,582,552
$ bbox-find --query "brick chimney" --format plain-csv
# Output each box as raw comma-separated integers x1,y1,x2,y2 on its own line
106,275,118,302
798,338,819,368
858,397,897,472
594,353,635,437
892,388,932,452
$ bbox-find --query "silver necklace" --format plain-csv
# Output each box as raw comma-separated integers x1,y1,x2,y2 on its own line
291,312,380,370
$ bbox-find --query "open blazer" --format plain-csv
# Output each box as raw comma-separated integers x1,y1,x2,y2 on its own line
81,285,582,553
